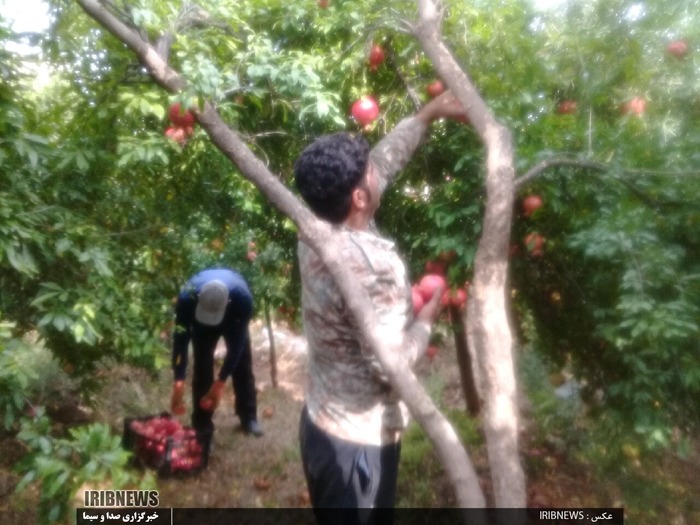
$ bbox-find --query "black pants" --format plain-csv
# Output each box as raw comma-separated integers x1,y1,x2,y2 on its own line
190,324,257,434
299,406,401,525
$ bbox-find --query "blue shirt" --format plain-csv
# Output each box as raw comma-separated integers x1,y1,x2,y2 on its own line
172,268,253,381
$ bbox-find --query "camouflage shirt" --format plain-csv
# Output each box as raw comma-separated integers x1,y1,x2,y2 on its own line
299,117,433,446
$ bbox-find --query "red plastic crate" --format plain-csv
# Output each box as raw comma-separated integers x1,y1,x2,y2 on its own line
122,412,211,476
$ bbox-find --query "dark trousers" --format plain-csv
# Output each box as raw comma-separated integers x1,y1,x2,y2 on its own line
191,325,257,433
299,406,401,525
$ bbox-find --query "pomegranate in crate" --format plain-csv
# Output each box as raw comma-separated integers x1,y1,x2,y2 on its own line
123,412,210,476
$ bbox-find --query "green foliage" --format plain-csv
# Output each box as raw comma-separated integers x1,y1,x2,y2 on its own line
518,344,584,453
15,410,156,524
0,321,37,430
398,406,482,507
505,0,700,445
519,336,696,522
1,13,184,386
397,368,481,506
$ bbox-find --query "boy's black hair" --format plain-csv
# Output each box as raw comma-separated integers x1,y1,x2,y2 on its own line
294,132,370,224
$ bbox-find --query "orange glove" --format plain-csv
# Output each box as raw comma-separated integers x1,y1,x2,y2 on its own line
170,380,186,415
199,379,226,412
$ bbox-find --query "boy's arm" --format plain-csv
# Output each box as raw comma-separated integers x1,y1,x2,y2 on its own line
370,91,467,195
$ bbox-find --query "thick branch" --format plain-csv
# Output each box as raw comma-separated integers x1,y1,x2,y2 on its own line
514,156,687,211
415,0,526,513
516,156,700,191
77,0,184,92
515,157,607,190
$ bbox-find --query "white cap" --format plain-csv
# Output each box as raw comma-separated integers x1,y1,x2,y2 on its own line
195,280,229,326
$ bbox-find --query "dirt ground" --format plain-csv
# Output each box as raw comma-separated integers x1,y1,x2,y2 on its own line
113,320,700,522
1,319,699,523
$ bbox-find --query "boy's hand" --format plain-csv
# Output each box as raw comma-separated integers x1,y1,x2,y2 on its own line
417,90,468,125
416,285,445,324
199,379,226,412
170,380,186,415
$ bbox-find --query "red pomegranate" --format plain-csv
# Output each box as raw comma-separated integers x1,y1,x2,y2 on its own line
368,44,385,71
168,103,195,128
426,80,445,98
350,96,380,127
522,194,543,217
417,274,447,302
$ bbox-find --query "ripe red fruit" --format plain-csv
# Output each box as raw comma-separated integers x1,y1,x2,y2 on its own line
524,232,545,257
350,96,380,127
417,274,447,302
667,40,688,58
522,194,543,217
318,0,329,8
246,251,257,262
165,126,187,145
424,259,446,276
441,288,468,308
437,250,457,266
411,286,425,316
425,345,439,360
426,80,445,99
453,288,467,307
168,103,195,128
622,97,646,116
368,44,385,71
556,100,577,115
164,419,180,435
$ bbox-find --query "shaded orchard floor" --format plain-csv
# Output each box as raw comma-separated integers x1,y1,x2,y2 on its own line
1,319,698,524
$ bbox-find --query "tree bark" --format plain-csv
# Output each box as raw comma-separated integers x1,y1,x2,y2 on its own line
76,0,488,514
262,299,278,389
414,0,526,510
449,305,481,417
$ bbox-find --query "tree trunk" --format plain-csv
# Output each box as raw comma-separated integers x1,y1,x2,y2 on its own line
414,0,526,510
449,305,481,417
262,299,278,389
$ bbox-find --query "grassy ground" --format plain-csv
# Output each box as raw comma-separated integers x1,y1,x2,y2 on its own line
1,319,698,524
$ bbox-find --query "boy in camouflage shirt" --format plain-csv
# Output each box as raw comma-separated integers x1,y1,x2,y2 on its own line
294,92,467,523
